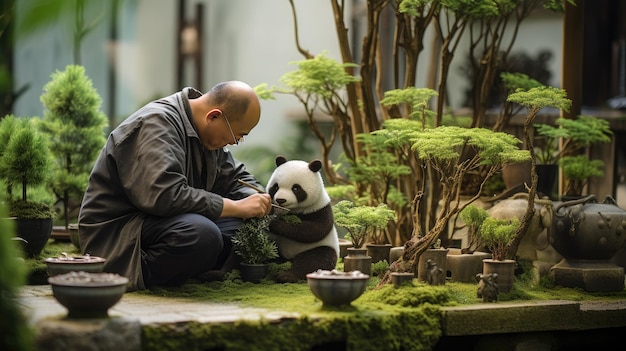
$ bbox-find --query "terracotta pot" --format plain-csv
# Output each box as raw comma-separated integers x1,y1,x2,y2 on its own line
338,238,352,259
482,259,516,292
343,247,372,276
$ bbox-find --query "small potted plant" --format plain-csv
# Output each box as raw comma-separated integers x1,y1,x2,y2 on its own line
231,215,279,283
333,200,395,275
478,216,520,292
534,115,612,198
0,116,55,257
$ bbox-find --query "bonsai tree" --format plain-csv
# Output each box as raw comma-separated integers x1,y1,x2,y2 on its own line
39,64,108,230
332,200,396,249
1,117,54,219
257,0,571,248
458,204,489,254
479,217,520,261
231,215,279,265
534,115,612,196
505,85,572,260
560,155,605,196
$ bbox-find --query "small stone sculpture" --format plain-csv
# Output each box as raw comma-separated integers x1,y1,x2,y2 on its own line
476,273,499,302
426,259,445,286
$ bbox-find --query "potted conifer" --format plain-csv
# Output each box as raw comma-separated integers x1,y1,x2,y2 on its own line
0,116,55,257
231,215,279,283
39,64,108,242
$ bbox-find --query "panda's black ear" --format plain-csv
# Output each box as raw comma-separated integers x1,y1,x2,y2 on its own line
309,160,322,173
276,155,287,167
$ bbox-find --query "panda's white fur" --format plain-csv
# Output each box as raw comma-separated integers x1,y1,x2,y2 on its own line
266,158,339,259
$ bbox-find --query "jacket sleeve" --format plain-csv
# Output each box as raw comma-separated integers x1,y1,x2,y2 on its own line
114,113,224,220
212,148,265,200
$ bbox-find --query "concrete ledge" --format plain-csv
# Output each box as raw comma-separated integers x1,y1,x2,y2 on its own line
18,285,626,350
441,300,626,336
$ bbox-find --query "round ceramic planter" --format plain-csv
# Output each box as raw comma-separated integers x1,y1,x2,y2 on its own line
551,195,626,260
48,271,128,319
44,253,106,277
306,269,369,306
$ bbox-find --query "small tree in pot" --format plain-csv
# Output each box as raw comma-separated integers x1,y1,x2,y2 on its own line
0,116,55,257
231,215,279,283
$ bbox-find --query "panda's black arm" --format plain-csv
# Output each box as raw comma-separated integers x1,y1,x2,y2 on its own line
269,204,335,243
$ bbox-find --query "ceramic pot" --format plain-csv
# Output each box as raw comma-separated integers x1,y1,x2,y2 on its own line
446,248,491,283
306,269,369,306
48,271,128,319
482,259,516,292
343,247,372,276
417,248,448,283
551,195,626,260
240,263,269,283
338,238,352,259
366,243,392,263
391,272,414,288
14,217,53,258
44,253,106,277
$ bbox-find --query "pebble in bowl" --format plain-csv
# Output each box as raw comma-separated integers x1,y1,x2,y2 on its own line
306,269,369,306
44,252,106,277
48,271,129,319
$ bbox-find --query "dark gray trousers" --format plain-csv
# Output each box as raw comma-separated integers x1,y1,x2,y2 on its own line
140,213,242,286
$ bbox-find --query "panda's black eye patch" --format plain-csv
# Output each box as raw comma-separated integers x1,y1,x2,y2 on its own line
269,183,279,197
292,184,307,203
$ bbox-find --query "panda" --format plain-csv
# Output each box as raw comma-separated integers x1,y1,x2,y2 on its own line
266,155,339,283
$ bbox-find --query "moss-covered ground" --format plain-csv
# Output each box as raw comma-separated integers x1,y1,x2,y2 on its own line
28,240,626,351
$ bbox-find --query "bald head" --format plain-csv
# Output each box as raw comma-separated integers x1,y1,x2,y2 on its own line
205,81,260,124
189,81,261,150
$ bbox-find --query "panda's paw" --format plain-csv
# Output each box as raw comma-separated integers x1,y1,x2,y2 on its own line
276,271,302,284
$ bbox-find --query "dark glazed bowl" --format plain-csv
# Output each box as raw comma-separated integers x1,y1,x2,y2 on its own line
306,269,369,306
48,271,128,319
44,253,106,277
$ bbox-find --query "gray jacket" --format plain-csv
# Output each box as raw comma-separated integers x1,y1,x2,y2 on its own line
78,87,260,290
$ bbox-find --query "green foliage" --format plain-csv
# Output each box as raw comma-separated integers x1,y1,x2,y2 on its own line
560,155,604,181
371,260,390,277
280,51,360,97
459,204,488,251
534,115,612,165
479,217,520,261
0,203,35,351
39,64,108,226
231,215,279,264
333,200,396,247
506,86,572,113
500,72,543,92
8,199,55,219
0,117,52,202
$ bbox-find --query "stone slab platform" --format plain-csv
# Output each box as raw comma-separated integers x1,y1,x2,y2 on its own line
17,285,626,350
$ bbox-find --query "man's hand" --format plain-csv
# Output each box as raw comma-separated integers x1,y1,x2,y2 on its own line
222,193,271,219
